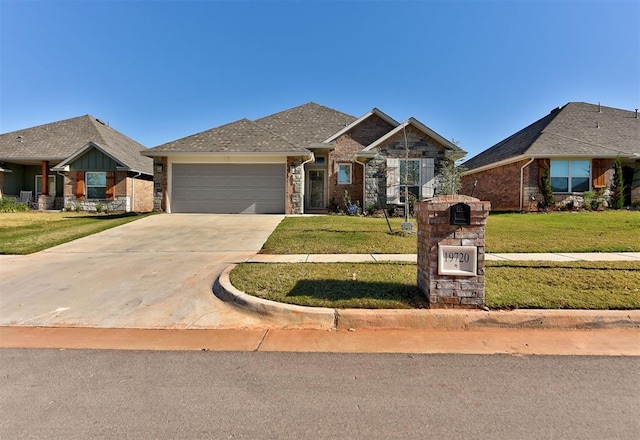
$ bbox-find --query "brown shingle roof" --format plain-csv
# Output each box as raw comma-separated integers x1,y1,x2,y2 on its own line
0,115,152,173
463,102,640,171
145,118,310,154
254,102,356,146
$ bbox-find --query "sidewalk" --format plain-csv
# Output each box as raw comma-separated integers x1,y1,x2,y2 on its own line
248,252,640,263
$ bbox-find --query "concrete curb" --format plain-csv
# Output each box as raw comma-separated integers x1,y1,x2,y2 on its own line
214,266,335,329
215,265,640,330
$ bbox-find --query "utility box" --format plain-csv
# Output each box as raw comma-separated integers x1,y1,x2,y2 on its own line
416,196,490,309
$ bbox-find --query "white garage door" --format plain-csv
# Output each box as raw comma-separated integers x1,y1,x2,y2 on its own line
171,164,286,213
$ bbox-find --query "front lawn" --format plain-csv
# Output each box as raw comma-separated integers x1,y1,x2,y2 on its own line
229,261,640,310
261,211,640,254
0,211,154,255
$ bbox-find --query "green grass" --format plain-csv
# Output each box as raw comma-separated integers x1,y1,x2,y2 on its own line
230,262,428,309
486,211,640,253
261,216,418,254
230,261,640,310
0,211,154,254
261,211,640,254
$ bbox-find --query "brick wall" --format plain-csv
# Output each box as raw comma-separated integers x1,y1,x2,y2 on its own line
132,176,154,212
461,159,530,211
416,196,490,309
329,115,395,210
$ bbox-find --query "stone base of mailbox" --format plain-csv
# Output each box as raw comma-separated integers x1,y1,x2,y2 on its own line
416,195,491,309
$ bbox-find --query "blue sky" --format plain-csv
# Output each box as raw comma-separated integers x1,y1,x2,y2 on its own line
1,0,638,160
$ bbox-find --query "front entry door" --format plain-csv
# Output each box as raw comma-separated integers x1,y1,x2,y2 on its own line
307,170,325,209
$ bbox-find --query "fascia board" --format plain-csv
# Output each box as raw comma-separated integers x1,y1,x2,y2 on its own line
142,150,312,157
461,155,529,175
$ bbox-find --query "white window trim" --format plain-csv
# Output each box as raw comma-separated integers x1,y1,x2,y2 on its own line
387,157,435,203
337,163,352,185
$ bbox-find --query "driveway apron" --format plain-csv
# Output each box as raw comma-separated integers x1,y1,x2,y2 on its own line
0,214,284,329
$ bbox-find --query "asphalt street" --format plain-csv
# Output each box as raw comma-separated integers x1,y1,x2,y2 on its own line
1,349,638,440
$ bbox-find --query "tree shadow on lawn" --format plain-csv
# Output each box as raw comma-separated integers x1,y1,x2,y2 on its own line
286,279,428,308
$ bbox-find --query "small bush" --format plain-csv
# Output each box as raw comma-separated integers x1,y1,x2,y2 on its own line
0,198,30,213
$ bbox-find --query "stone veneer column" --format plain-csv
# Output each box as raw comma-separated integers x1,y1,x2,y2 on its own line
415,195,491,309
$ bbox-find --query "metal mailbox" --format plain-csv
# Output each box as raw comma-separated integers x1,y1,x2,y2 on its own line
450,202,471,225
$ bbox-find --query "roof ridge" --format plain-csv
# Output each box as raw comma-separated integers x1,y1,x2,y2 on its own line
86,115,110,147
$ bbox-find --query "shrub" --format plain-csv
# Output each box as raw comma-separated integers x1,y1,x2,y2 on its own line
0,198,30,213
610,157,625,209
540,166,555,209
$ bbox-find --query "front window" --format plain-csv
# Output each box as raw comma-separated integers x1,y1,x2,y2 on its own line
86,172,107,199
337,163,352,184
400,159,420,201
550,160,590,192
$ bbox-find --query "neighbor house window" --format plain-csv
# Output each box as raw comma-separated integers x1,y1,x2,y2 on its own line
35,175,56,195
337,163,352,184
550,160,590,192
86,172,107,199
315,156,326,165
399,159,421,201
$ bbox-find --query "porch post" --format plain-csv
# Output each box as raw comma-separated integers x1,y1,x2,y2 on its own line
41,160,50,195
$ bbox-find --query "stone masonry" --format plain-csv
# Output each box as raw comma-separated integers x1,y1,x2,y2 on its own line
416,195,490,309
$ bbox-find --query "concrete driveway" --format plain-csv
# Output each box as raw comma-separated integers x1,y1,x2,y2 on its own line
0,214,284,329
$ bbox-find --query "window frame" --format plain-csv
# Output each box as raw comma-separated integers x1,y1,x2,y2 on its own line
550,160,591,193
85,171,107,200
337,163,352,185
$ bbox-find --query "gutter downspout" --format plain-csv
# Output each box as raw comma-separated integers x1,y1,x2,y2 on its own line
520,157,535,212
299,154,315,214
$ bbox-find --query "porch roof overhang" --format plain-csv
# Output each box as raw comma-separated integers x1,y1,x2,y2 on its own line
0,157,64,167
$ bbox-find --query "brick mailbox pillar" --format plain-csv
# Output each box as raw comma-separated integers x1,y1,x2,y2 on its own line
416,195,491,309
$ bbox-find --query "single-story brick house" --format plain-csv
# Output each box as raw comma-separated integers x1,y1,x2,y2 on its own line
0,115,154,211
142,102,464,214
460,102,640,211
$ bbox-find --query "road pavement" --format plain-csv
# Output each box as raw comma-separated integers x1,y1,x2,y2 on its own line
1,349,638,439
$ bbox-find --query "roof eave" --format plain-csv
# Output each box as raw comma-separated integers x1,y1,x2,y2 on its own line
141,150,312,157
462,155,530,175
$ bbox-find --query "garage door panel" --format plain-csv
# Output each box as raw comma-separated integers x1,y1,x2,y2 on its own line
171,164,285,214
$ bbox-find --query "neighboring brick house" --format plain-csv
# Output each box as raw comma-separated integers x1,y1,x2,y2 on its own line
142,103,464,214
460,102,640,211
0,115,154,212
